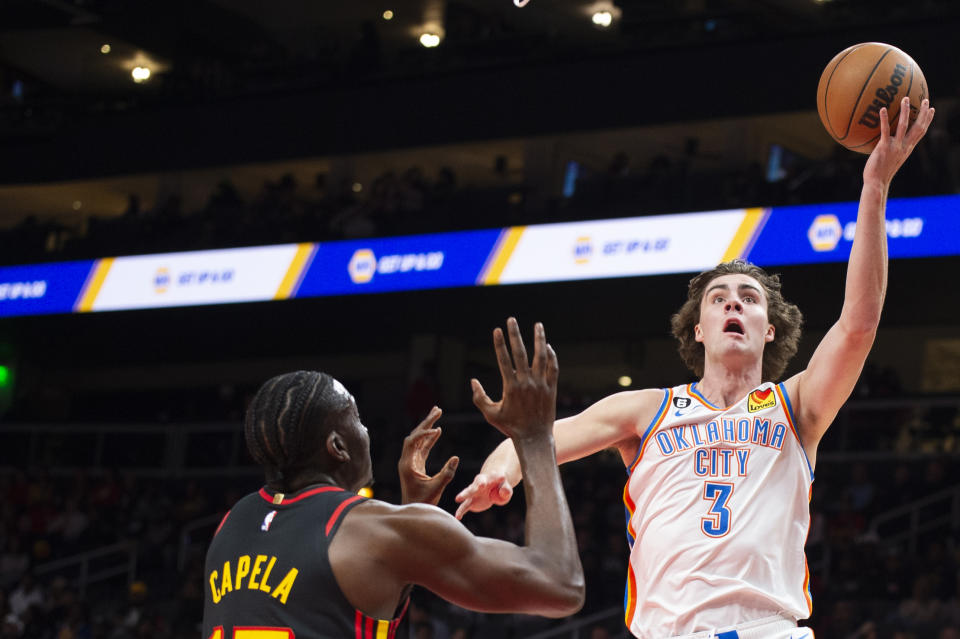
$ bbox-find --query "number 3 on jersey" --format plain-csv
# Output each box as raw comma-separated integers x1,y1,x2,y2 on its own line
701,482,733,537
209,628,294,639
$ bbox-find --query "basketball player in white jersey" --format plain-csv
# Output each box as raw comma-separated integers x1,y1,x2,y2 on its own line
455,96,934,639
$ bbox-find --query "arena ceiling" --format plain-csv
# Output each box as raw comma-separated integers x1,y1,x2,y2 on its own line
0,0,956,188
1,0,955,110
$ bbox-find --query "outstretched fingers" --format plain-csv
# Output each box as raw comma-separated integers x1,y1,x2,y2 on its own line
471,378,496,415
544,342,559,387
435,455,459,485
505,317,530,378
454,495,474,520
896,96,911,141
413,406,442,433
492,327,515,388
878,106,890,147
405,407,442,449
907,99,935,145
531,322,546,376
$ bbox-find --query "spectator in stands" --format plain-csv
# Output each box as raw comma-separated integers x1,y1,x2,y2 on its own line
47,499,89,554
8,573,42,618
897,573,944,635
0,539,28,588
847,620,879,639
887,463,921,508
843,462,876,514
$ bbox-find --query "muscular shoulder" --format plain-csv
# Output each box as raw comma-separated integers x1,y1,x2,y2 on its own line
342,501,467,545
583,388,665,426
559,388,665,459
337,500,478,565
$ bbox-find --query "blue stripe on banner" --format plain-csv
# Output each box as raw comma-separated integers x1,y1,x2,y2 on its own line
295,229,504,297
0,260,98,318
745,195,960,267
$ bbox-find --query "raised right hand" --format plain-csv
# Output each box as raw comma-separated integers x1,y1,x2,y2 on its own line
454,470,513,519
470,318,558,440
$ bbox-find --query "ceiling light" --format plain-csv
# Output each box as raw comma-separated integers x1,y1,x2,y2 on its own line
352,182,363,193
618,375,632,387
100,44,111,55
419,33,441,48
131,66,151,83
382,10,394,20
592,10,613,27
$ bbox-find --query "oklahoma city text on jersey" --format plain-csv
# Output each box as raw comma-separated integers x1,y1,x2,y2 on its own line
622,382,814,639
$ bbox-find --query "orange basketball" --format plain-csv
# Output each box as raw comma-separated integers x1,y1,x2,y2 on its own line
816,42,929,154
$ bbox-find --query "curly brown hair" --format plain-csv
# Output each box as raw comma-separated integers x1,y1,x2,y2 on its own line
669,260,803,382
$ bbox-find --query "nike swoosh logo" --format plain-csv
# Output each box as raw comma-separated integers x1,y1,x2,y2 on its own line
792,632,811,639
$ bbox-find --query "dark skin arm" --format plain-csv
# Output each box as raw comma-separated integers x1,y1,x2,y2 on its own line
330,319,585,619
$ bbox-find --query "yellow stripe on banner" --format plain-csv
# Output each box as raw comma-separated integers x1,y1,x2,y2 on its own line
75,258,115,312
720,207,765,262
482,226,525,285
375,619,390,639
274,243,315,299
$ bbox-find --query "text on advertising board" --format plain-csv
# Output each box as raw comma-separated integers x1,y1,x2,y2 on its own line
348,249,444,284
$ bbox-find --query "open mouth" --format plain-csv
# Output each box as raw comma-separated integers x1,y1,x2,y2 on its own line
723,320,744,335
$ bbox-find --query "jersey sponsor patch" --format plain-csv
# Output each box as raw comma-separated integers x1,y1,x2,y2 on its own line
261,510,277,532
747,388,776,412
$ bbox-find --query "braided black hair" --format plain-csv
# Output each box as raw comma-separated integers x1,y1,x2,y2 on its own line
244,371,352,491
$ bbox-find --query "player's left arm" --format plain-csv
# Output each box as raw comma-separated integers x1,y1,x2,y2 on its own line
785,97,934,463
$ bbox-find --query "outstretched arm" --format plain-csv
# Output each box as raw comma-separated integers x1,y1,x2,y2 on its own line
345,500,583,617
332,319,585,619
455,388,663,519
786,97,934,465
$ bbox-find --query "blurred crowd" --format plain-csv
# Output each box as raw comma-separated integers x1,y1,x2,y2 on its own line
1,100,959,267
0,381,957,638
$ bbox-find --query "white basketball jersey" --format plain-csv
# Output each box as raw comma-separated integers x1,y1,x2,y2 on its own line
622,382,813,639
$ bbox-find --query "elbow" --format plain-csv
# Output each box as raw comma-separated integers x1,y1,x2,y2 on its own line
838,316,879,343
558,577,587,617
539,573,586,618
843,322,878,345
511,564,585,617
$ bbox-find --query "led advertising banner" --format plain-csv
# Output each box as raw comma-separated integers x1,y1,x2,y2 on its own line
745,194,959,266
77,243,315,312
296,229,503,297
0,195,956,318
483,208,768,285
0,260,97,318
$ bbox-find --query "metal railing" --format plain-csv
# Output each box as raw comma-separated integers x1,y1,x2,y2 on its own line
867,485,960,555
524,607,628,639
178,512,224,571
0,394,956,475
34,541,137,596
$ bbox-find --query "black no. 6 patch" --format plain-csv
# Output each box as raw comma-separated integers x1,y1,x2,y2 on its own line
673,397,691,409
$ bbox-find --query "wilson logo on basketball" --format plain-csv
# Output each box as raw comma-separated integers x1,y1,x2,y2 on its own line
747,389,776,413
858,63,907,128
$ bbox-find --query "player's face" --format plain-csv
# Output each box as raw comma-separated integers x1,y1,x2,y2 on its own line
341,397,374,493
694,274,774,364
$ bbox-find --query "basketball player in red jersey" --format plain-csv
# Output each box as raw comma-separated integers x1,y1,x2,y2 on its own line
455,98,935,639
202,318,584,639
